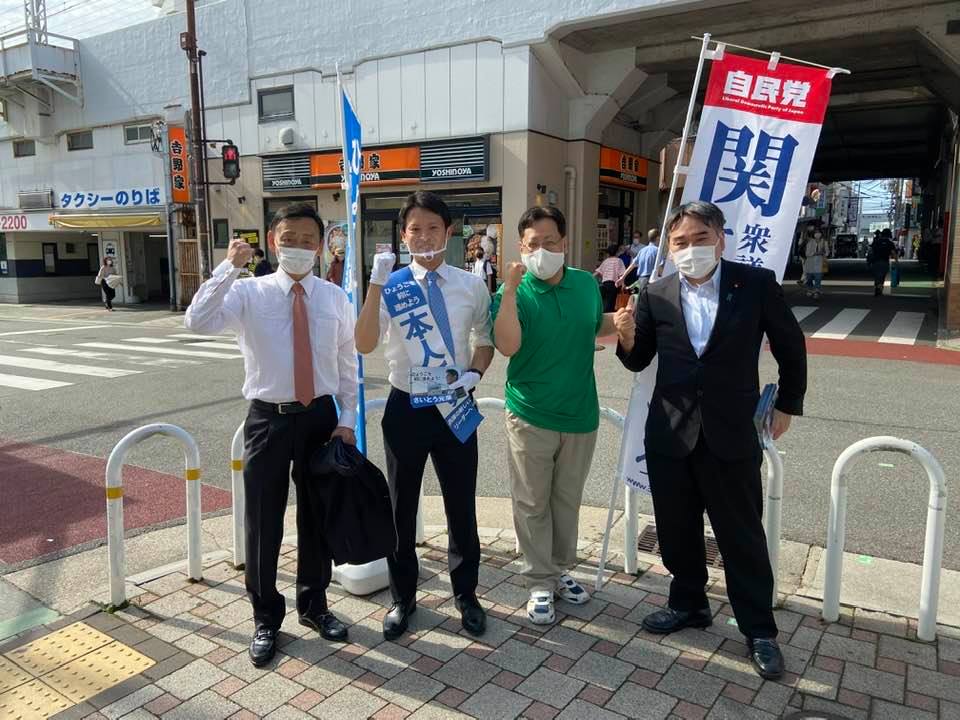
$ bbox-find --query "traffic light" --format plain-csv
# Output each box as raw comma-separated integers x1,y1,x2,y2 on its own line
222,143,240,180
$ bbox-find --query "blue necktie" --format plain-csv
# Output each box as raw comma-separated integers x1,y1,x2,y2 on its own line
426,271,455,364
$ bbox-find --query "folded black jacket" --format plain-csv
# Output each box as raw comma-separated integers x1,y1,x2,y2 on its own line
308,438,397,566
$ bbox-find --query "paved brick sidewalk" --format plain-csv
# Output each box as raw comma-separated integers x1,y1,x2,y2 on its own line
2,528,960,719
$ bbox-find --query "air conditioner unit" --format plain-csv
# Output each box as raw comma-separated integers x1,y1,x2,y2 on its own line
279,127,295,146
18,190,54,209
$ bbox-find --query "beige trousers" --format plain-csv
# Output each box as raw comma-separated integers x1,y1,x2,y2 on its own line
505,410,598,592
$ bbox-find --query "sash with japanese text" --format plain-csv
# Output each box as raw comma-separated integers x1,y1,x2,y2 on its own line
382,266,483,444
680,53,833,280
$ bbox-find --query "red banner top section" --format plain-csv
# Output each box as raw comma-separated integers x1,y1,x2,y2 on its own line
703,52,833,124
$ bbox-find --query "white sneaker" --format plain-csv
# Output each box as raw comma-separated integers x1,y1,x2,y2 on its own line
556,574,591,605
527,590,555,625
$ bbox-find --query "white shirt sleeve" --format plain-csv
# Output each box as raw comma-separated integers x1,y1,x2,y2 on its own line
184,260,244,334
470,279,494,350
335,292,360,429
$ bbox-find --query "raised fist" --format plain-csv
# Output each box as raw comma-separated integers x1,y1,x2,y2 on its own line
614,305,635,344
370,252,397,286
503,262,525,291
227,239,253,268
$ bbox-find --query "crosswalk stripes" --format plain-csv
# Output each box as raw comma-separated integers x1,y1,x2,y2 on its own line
78,342,243,359
878,312,926,345
168,333,237,342
21,347,203,366
0,328,247,395
811,308,871,340
0,354,140,378
0,372,72,391
790,303,935,346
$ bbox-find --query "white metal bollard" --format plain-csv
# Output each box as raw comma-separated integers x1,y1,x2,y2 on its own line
762,441,784,605
594,408,626,591
822,436,946,641
106,423,202,609
230,421,245,569
617,435,784,607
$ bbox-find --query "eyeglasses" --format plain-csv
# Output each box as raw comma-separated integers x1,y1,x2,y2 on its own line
521,238,564,252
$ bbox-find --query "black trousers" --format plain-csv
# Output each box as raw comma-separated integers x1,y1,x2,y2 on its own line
243,396,337,630
600,280,618,313
101,283,115,309
646,432,777,639
382,387,480,604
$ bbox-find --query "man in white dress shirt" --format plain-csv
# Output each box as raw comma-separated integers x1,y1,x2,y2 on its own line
355,191,494,641
186,202,357,667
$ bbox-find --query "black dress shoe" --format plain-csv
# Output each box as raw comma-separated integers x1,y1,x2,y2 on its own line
300,612,349,642
641,607,712,634
455,595,486,637
383,599,416,640
248,627,277,667
747,637,784,680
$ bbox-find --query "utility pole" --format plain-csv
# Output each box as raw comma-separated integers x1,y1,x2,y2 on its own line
180,0,211,278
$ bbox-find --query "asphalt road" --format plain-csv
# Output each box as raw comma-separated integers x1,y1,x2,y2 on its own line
1,296,958,572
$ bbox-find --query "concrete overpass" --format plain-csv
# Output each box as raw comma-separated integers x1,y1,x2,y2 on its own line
536,0,960,331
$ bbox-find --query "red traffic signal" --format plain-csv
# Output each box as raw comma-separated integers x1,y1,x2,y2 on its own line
222,143,240,180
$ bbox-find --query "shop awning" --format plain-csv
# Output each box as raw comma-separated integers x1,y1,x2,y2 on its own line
48,212,163,229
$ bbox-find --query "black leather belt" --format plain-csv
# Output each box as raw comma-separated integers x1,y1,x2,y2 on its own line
252,396,331,415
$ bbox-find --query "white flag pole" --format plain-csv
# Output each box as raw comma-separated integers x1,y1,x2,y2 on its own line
596,32,715,592
652,32,714,275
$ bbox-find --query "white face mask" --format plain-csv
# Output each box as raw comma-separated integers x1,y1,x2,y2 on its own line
410,240,448,262
672,243,719,279
521,248,565,281
278,247,317,276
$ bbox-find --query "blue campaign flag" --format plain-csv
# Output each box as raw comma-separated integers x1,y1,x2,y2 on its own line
338,78,368,454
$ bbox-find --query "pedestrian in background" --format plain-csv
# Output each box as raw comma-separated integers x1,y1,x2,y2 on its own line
803,230,827,300
594,244,626,312
252,248,273,277
869,228,898,296
614,200,806,680
618,228,659,293
185,202,357,668
493,205,618,625
326,246,344,287
473,247,495,293
94,257,117,311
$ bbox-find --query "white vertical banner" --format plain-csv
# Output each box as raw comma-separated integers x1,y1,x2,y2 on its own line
618,48,836,495
680,52,834,281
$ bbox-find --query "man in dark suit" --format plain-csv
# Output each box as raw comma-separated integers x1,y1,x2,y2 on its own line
613,201,806,680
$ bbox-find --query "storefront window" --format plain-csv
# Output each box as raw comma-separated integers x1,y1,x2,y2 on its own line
359,189,501,293
598,184,635,260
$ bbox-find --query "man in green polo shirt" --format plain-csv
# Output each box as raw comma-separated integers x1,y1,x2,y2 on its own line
492,205,617,625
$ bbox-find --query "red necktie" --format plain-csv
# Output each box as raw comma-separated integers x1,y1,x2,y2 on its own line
292,282,314,406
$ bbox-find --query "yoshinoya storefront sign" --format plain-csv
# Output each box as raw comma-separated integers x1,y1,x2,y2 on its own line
261,136,488,191
599,146,649,191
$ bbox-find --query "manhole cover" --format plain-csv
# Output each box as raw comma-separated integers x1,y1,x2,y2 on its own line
637,525,724,568
782,712,853,719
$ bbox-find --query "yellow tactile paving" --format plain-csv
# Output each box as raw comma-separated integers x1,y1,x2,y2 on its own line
0,655,32,694
0,678,73,719
42,640,154,705
3,622,114,676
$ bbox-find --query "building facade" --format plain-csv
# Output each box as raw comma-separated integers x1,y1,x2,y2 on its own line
2,0,959,329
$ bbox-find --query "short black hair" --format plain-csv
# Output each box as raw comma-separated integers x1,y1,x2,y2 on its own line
253,248,265,258
665,201,725,236
606,244,619,257
269,202,325,236
446,368,459,381
518,206,566,238
399,191,451,230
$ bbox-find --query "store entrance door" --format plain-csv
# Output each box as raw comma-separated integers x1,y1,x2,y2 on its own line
361,212,402,295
